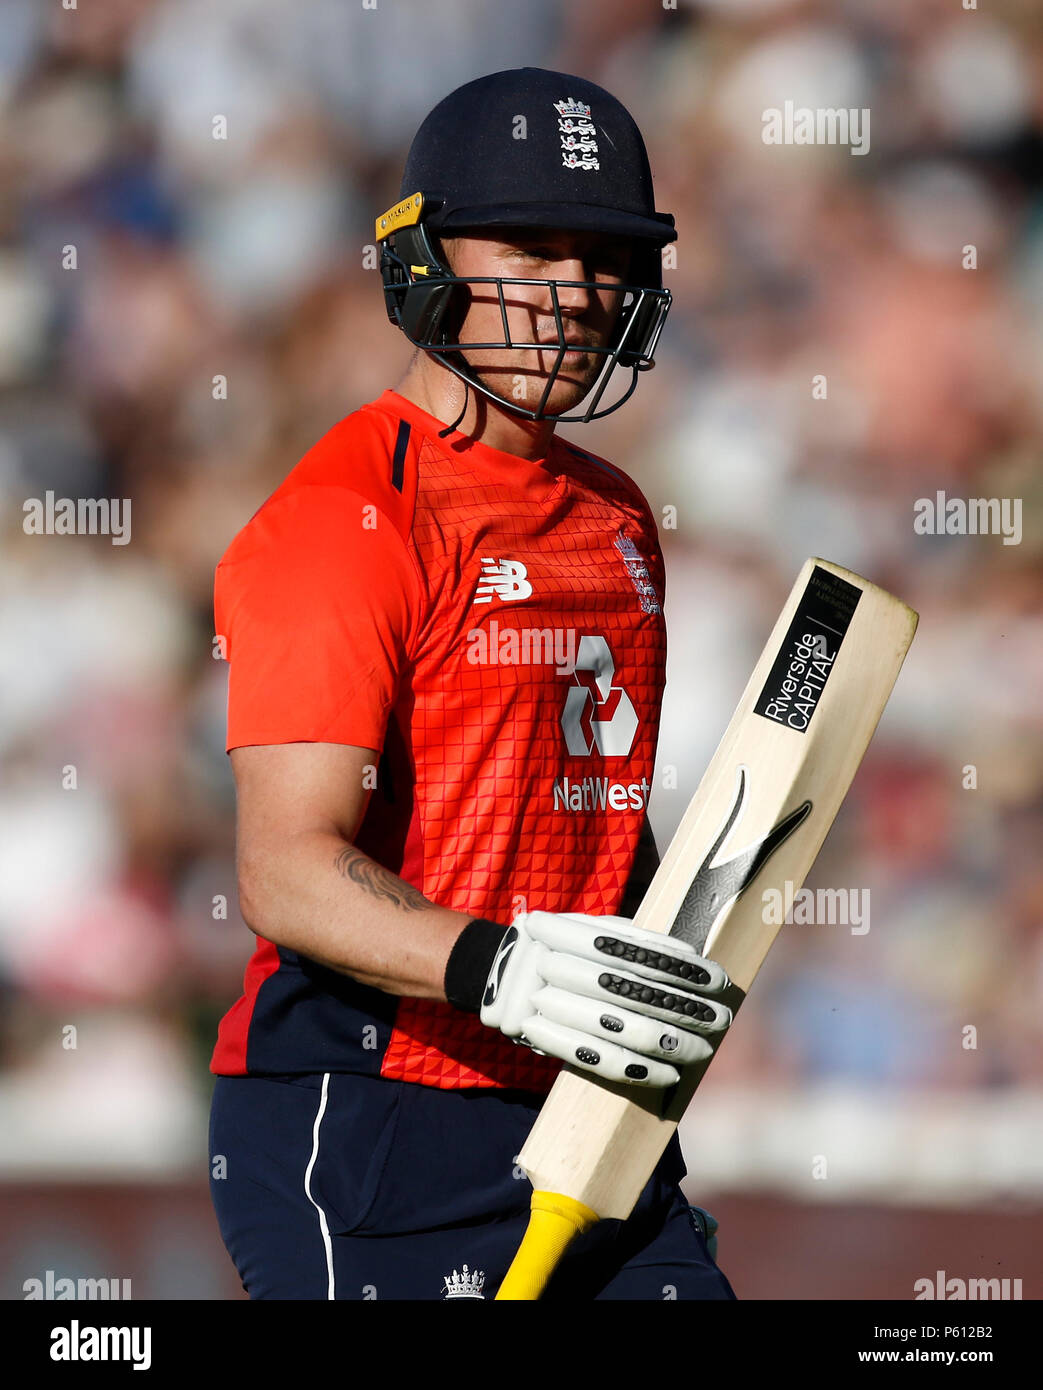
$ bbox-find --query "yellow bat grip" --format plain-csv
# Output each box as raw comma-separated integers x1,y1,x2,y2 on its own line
494,1191,601,1300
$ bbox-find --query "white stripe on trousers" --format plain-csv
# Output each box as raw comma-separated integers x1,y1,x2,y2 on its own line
303,1072,335,1299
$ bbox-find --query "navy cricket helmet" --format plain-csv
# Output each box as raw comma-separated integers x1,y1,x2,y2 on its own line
375,67,677,424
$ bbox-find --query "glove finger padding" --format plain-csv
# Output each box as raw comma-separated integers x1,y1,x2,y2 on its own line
522,910,731,997
518,1015,685,1087
537,952,732,1036
530,984,717,1066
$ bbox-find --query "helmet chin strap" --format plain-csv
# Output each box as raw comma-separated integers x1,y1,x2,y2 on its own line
437,377,470,438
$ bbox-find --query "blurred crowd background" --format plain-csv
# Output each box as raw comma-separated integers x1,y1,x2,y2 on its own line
0,0,1040,1299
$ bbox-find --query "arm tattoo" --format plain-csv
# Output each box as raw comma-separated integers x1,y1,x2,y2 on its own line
334,845,430,912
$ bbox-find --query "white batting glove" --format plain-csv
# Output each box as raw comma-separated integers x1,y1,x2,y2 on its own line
479,911,732,1086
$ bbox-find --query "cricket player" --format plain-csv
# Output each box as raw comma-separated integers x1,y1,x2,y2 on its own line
209,67,736,1301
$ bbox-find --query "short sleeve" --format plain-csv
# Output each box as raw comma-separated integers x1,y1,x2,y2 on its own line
216,485,421,753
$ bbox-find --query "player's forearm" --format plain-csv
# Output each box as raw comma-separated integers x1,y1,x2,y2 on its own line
236,830,480,998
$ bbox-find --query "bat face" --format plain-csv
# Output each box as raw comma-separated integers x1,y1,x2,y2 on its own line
513,558,918,1227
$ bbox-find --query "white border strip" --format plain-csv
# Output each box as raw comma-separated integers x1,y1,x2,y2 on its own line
678,1085,1043,1205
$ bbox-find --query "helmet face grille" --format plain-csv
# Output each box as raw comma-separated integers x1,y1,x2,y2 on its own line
378,221,671,425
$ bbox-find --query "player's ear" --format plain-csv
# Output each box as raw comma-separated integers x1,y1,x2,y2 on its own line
436,235,457,272
440,241,469,337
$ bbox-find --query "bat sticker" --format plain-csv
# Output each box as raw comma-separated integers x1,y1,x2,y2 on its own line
754,565,861,733
668,766,812,952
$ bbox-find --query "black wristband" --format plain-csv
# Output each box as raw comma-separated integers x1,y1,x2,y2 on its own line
444,918,507,1014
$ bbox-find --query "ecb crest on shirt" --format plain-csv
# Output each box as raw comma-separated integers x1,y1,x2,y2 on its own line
615,530,661,614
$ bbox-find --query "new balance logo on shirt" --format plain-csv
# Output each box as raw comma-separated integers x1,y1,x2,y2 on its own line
474,558,533,603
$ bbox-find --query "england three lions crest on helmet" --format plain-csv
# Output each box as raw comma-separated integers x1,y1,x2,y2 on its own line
555,95,600,173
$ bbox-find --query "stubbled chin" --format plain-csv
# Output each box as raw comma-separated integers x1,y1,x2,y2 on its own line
466,362,599,409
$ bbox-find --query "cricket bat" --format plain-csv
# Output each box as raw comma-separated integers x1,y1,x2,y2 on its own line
495,558,918,1299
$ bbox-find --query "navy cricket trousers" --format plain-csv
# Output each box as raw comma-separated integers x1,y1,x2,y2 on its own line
209,1071,736,1301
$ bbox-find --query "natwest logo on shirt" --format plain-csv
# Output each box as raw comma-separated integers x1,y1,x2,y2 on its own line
553,775,651,812
561,635,637,756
